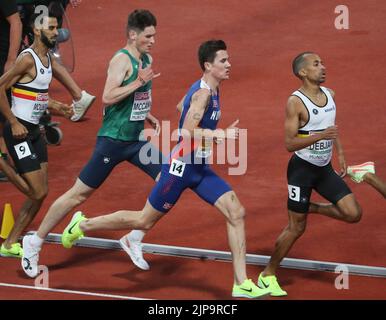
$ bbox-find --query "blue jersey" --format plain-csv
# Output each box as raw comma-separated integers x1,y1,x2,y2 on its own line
148,78,231,213
179,79,221,132
173,79,221,163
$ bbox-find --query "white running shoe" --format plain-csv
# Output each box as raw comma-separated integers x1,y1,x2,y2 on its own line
21,235,41,278
70,90,96,122
347,161,375,183
119,234,150,271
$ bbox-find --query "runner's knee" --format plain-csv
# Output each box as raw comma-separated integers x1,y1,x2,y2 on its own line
342,205,362,223
127,213,156,231
288,219,306,237
29,186,48,201
67,187,91,206
227,205,246,225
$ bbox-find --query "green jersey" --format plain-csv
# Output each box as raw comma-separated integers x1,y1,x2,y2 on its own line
97,49,152,141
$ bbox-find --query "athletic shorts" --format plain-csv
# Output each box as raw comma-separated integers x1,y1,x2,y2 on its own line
287,154,352,213
148,160,232,213
79,136,163,189
3,118,47,174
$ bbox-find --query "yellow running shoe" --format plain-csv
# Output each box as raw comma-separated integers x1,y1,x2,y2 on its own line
61,211,87,248
0,243,23,258
232,279,270,299
258,273,287,297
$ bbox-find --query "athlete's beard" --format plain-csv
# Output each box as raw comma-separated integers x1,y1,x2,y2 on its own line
41,31,57,49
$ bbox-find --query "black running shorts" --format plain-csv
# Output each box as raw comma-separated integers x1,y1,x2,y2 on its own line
287,154,352,213
3,118,47,174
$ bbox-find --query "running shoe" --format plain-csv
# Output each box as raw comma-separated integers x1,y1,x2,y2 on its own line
258,273,287,297
232,279,270,299
0,243,23,258
347,162,375,183
70,90,96,122
61,211,87,248
21,235,41,278
119,234,150,270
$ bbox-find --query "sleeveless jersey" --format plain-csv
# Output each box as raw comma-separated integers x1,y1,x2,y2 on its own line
172,79,221,163
11,48,52,125
293,86,336,166
97,50,152,141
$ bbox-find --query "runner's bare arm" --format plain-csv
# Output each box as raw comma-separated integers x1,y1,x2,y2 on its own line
51,55,82,100
0,54,33,136
102,54,143,105
181,89,237,140
4,12,22,72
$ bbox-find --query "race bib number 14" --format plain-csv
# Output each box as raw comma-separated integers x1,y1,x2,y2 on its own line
169,159,186,177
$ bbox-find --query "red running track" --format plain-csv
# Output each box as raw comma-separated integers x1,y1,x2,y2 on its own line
0,0,385,299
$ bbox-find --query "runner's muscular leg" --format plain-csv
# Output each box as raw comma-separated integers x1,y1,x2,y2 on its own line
263,210,307,276
80,200,164,232
37,178,95,239
4,163,48,247
214,191,247,285
309,194,362,223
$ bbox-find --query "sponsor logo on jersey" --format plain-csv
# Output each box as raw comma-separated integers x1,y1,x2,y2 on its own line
324,105,336,112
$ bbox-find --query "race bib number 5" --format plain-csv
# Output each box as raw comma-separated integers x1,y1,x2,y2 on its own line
288,184,300,202
169,159,186,177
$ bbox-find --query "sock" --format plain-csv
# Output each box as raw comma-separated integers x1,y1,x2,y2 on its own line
128,230,145,242
30,233,44,248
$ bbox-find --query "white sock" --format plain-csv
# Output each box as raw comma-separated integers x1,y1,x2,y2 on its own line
29,233,44,248
128,230,145,242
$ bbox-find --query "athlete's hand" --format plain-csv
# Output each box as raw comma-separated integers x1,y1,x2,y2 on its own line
225,119,240,139
321,126,338,140
146,114,161,136
11,121,28,139
59,103,74,119
137,61,160,85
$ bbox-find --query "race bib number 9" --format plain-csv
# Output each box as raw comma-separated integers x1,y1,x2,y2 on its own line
14,141,32,160
169,159,186,177
130,90,151,121
288,184,300,202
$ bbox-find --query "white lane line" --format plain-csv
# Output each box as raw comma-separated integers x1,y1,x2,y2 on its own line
0,282,151,300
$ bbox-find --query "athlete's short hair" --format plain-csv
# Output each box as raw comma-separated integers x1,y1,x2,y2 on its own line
127,9,157,32
292,51,315,79
198,40,227,71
